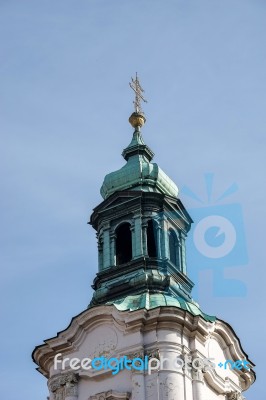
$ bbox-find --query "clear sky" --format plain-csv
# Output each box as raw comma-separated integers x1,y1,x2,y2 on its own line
1,1,265,398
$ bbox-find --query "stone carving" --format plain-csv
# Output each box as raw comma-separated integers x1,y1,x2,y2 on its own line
89,391,131,400
127,350,144,361
191,358,204,382
126,348,160,374
55,387,64,400
227,392,245,400
146,348,160,360
127,348,159,362
48,372,79,400
65,373,78,397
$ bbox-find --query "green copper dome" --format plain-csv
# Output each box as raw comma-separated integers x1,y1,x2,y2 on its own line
106,292,215,323
100,127,179,200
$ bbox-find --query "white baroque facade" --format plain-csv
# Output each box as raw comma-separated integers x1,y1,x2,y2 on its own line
33,305,254,400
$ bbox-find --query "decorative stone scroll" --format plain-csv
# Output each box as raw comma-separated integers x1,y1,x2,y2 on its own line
48,372,79,400
89,391,131,400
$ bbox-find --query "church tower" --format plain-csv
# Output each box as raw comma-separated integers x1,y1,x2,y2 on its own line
33,76,255,400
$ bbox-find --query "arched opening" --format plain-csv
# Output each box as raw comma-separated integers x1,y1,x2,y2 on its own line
169,229,179,267
115,223,132,265
147,219,157,257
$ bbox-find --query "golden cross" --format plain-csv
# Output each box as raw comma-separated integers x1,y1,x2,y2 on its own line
129,73,147,113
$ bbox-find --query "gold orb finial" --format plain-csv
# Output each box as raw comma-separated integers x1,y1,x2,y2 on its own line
129,73,147,128
129,112,146,128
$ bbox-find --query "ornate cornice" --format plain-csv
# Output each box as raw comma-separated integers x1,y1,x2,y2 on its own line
32,304,255,393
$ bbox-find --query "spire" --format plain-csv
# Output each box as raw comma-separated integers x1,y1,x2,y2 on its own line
124,73,153,160
122,129,154,162
128,73,147,129
100,76,179,200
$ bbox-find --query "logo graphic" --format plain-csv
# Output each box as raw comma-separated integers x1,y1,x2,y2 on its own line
182,173,248,297
54,353,251,375
193,215,236,259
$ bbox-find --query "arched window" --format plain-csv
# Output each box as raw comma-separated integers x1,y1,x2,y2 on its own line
147,219,157,257
115,223,132,265
169,229,179,267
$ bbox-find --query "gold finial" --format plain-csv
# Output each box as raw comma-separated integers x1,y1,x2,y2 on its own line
129,73,147,128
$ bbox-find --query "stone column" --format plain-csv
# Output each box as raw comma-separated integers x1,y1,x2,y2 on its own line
191,359,205,400
159,371,184,400
146,372,159,400
158,349,185,400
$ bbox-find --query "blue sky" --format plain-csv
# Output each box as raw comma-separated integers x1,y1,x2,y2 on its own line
1,1,265,398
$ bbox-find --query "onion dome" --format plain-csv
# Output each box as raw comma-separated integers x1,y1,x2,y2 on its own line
100,124,179,199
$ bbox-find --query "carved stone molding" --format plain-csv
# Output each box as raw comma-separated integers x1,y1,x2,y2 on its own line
89,391,131,400
146,348,160,360
48,372,79,400
172,353,204,380
227,392,245,400
127,348,160,362
127,350,144,360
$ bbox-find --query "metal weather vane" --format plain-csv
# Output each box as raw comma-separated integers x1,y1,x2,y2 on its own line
129,73,147,114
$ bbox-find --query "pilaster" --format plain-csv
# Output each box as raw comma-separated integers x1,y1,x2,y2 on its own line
160,215,169,259
180,231,187,275
142,219,148,257
102,222,110,269
133,213,143,258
